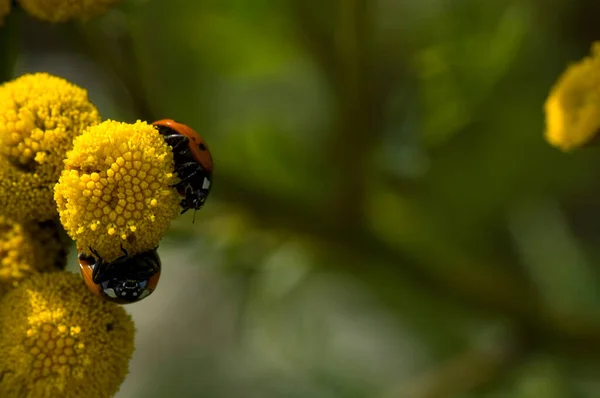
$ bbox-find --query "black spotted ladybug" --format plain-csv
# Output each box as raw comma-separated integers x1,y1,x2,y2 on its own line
153,119,213,221
78,246,161,304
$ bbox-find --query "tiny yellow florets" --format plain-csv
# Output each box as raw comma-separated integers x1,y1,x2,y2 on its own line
0,73,100,222
545,42,600,152
0,217,68,291
17,0,123,22
0,0,10,26
0,271,135,398
55,120,180,261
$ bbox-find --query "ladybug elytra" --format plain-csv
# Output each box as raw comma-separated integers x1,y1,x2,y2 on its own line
153,119,213,221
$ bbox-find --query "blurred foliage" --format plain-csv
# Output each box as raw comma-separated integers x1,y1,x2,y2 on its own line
5,0,600,396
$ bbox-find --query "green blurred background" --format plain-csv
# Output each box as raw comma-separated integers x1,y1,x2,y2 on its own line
6,0,600,396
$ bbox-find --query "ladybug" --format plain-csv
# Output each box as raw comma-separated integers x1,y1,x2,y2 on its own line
78,246,161,304
152,119,213,221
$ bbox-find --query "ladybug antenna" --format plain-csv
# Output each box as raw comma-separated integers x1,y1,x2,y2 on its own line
192,209,197,224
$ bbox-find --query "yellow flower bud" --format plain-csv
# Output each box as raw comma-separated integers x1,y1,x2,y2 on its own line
0,217,68,291
545,42,600,151
55,120,180,261
18,0,123,22
0,271,135,398
0,73,100,221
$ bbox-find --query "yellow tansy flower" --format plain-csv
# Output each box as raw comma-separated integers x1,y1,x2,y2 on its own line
18,0,123,22
0,217,68,291
55,120,180,261
0,0,10,26
545,42,600,151
0,73,100,222
0,271,135,398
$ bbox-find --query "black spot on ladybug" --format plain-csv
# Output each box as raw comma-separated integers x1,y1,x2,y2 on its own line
199,143,207,151
106,323,114,332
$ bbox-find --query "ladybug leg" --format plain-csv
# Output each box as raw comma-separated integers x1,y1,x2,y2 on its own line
91,258,112,283
162,134,189,151
175,172,200,185
175,168,202,185
170,163,201,188
174,162,200,174
88,246,122,283
87,246,104,282
179,195,193,213
87,248,112,283
89,246,102,260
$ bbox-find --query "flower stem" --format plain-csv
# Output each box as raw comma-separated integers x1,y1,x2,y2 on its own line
0,9,21,83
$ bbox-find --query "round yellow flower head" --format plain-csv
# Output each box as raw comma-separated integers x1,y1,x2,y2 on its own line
0,72,100,222
0,217,68,290
55,120,180,261
18,0,123,22
545,42,600,152
0,271,135,398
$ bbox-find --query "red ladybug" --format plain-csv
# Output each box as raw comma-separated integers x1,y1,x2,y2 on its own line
78,246,161,304
153,119,213,221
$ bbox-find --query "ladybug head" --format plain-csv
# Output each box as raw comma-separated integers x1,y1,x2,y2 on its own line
98,271,161,304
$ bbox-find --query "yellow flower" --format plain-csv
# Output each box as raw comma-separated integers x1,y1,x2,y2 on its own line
0,217,68,290
544,42,600,151
0,271,135,398
18,0,123,22
0,0,10,26
55,120,180,261
0,73,100,222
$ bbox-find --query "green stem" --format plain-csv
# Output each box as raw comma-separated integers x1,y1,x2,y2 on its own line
66,19,156,122
329,0,368,228
0,9,21,83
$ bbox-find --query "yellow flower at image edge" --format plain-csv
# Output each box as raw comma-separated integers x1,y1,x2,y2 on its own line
0,271,135,398
18,0,123,22
0,217,68,290
55,120,180,261
545,42,600,152
0,72,100,222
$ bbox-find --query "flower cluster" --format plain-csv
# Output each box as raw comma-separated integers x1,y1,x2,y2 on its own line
0,73,100,222
0,72,186,395
55,120,180,260
0,217,67,291
0,272,134,397
1,0,123,25
545,42,600,151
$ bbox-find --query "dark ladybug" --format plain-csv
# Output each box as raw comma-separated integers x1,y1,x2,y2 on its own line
78,246,161,304
153,119,213,221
